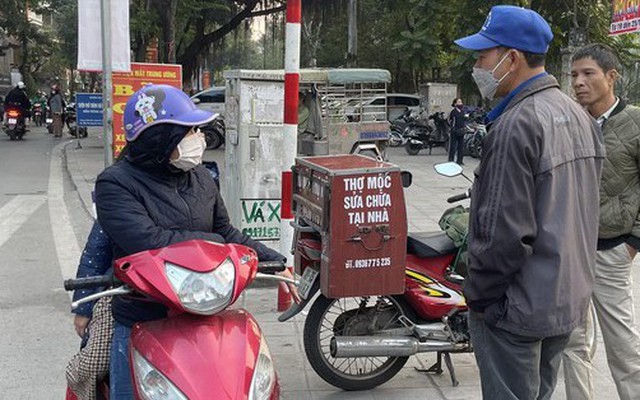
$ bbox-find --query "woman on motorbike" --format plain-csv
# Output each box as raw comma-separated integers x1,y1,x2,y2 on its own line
94,84,298,397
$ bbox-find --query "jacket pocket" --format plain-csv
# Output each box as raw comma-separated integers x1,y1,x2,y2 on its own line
483,296,508,327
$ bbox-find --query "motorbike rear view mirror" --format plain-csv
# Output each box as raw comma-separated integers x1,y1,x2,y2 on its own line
401,171,413,188
434,162,463,177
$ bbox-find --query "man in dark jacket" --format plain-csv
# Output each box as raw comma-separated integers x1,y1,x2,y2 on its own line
562,43,640,400
455,6,604,399
4,81,31,123
95,84,297,398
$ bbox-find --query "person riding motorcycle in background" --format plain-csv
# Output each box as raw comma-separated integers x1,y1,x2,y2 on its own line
93,84,299,397
4,81,31,124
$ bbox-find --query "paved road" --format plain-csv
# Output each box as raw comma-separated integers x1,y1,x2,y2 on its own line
0,126,86,399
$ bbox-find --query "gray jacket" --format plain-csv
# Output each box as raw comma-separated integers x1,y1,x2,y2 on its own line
464,75,605,338
49,93,63,114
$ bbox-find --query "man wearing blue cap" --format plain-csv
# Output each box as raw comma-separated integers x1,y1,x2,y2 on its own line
455,5,605,399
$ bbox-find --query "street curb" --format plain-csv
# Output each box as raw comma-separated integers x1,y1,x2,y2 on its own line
63,140,96,220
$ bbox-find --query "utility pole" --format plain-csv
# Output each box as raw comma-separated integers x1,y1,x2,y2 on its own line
346,0,357,67
100,0,113,166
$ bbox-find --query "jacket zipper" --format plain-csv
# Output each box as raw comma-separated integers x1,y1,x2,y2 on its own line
175,183,193,229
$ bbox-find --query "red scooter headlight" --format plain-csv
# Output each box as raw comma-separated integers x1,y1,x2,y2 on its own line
164,257,235,315
249,337,277,400
132,349,187,400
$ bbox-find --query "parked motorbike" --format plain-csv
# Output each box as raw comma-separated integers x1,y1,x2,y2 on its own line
389,108,415,147
202,116,225,150
462,109,487,159
64,240,289,399
4,106,27,140
404,111,450,155
463,122,487,159
65,103,88,138
280,162,472,391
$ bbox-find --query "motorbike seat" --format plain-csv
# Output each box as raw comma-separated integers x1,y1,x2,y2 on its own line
407,231,457,258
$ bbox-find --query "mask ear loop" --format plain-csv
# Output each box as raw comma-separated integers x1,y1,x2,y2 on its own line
493,50,514,83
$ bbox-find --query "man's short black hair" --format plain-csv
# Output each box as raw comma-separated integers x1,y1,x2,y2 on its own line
572,43,620,73
523,52,546,68
498,47,546,68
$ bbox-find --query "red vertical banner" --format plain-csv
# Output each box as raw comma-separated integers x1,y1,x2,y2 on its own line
112,63,182,158
610,0,640,35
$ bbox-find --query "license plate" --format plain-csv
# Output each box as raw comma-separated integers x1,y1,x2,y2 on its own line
298,267,319,300
8,118,16,124
46,119,53,123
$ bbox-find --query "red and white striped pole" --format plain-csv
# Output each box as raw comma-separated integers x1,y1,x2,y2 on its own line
278,0,301,311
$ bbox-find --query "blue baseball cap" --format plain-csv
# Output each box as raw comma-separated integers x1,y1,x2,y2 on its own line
455,5,553,54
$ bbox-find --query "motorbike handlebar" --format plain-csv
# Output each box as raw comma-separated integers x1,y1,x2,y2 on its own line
257,261,286,274
64,275,119,291
447,190,470,203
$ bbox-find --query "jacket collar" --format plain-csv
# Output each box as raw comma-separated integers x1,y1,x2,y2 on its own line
609,97,627,118
486,72,548,123
501,74,560,116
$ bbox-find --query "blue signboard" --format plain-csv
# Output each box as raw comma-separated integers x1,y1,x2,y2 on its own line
76,93,103,127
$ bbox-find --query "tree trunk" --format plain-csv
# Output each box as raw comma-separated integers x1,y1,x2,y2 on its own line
153,0,178,63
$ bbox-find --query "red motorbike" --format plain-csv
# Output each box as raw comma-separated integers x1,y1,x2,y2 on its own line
279,161,472,391
64,240,291,399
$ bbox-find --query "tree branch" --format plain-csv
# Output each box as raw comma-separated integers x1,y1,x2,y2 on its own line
177,0,265,77
250,4,286,18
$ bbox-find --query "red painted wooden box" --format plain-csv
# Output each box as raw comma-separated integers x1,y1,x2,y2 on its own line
293,154,407,298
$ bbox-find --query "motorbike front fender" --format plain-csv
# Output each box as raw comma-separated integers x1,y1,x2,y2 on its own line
131,310,277,400
278,278,320,322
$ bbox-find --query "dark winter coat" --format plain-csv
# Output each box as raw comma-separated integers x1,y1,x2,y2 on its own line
4,87,31,113
95,124,283,327
464,75,604,338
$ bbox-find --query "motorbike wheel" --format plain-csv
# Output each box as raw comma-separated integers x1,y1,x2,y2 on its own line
405,142,421,156
204,130,223,150
469,136,482,158
389,130,405,147
303,294,409,391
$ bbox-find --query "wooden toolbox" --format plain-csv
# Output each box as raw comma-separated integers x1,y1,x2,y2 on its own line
293,154,407,298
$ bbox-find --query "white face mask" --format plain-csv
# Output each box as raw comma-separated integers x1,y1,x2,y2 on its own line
170,130,206,171
472,51,512,100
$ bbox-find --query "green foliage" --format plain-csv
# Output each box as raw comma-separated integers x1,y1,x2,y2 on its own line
21,0,640,98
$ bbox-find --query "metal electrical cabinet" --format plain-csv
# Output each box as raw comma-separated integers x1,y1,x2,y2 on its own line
223,69,393,251
223,70,285,252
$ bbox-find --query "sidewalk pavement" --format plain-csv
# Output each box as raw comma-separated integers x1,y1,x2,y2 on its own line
64,133,627,399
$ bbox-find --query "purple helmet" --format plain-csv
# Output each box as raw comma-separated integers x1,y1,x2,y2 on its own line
123,84,216,142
